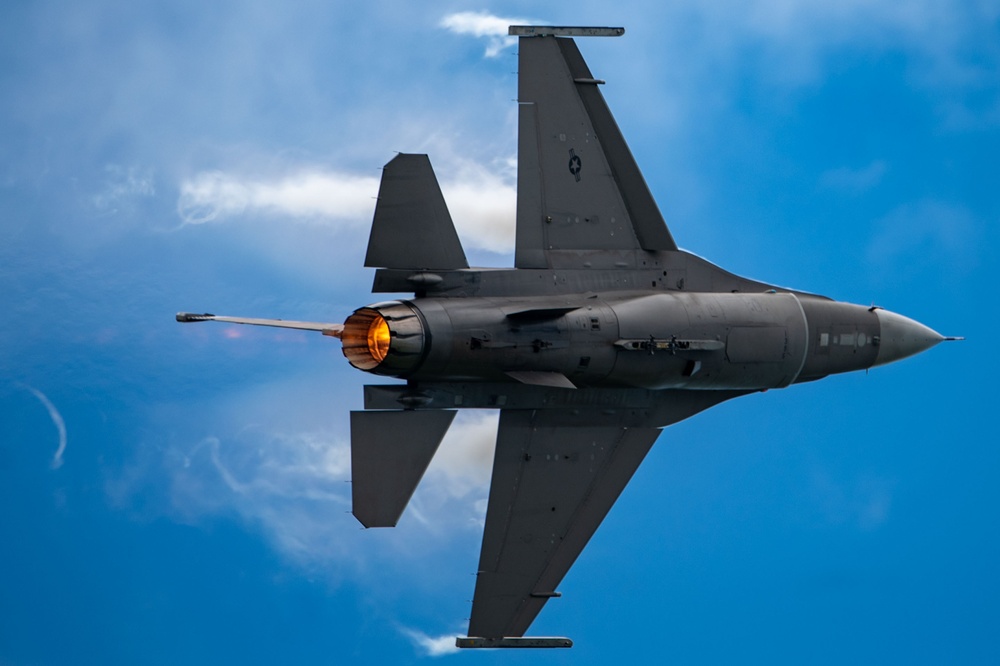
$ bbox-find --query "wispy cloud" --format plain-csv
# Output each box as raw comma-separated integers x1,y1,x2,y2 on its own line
176,169,380,226
22,385,67,469
808,468,897,531
119,373,496,576
621,1,999,129
439,11,533,58
865,199,980,272
176,157,516,254
400,626,461,657
92,164,155,214
440,159,516,255
407,412,497,529
426,412,497,496
166,428,356,566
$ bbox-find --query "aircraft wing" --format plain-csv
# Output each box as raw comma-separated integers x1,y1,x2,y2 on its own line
514,33,677,269
467,409,661,639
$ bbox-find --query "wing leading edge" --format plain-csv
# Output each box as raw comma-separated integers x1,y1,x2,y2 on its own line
465,409,661,641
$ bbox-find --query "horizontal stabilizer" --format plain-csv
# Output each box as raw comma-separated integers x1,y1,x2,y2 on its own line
350,410,456,527
365,154,468,270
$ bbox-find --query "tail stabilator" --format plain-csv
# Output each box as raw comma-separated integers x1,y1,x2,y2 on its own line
365,153,468,270
350,410,456,528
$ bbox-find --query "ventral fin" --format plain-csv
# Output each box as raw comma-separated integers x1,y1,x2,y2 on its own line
505,371,577,389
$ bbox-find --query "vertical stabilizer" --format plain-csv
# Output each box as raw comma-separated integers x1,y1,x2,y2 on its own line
365,154,469,270
350,410,456,528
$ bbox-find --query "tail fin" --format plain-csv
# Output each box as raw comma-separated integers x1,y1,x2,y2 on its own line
365,153,468,270
350,410,456,528
514,34,676,268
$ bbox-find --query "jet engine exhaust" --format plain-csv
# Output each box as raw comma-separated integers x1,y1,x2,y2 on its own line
341,308,391,370
338,301,428,375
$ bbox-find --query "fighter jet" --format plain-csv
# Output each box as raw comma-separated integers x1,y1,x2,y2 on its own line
177,26,960,648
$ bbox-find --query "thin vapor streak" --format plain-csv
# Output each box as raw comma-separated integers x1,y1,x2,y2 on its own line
23,385,67,469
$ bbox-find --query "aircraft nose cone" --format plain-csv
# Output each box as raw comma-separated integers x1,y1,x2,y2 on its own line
873,309,945,367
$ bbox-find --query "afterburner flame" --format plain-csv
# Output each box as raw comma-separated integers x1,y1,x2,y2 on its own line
368,316,390,363
341,308,391,370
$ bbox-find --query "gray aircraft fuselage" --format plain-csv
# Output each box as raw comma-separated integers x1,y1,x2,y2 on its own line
344,256,943,422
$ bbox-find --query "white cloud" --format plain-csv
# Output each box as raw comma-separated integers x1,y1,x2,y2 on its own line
123,374,497,575
400,627,461,657
440,160,516,255
22,385,67,470
175,157,517,254
439,11,531,58
176,169,380,226
407,412,498,529
428,412,497,492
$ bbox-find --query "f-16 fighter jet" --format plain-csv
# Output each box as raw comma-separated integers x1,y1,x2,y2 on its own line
178,26,959,648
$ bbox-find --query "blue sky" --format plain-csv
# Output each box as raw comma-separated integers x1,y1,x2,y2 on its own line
1,2,997,664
